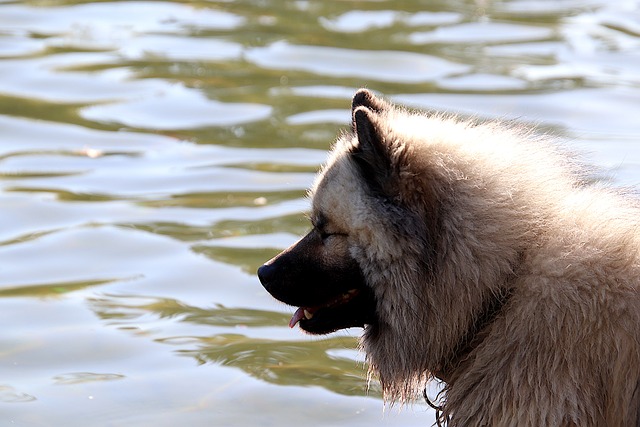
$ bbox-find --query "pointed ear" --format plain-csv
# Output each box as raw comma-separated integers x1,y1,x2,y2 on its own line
350,106,393,195
352,89,388,115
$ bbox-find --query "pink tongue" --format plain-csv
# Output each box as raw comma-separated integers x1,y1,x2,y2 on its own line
289,307,306,328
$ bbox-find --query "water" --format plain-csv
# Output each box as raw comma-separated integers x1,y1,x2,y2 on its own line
1,1,639,425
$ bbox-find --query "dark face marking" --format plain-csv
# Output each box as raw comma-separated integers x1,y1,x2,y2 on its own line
257,223,376,334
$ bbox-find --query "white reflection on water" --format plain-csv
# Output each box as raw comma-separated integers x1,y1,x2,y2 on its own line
0,2,244,35
320,10,462,33
409,21,554,44
245,41,471,83
0,57,164,102
81,83,273,129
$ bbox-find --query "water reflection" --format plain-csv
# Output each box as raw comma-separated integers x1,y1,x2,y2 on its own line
178,334,372,397
52,372,125,385
245,41,471,83
0,278,120,298
0,385,37,403
89,294,374,398
81,83,273,130
1,0,639,425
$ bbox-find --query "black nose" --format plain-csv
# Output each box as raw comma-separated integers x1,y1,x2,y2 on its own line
257,263,274,287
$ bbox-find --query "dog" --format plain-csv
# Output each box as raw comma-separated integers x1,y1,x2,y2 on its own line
258,89,640,426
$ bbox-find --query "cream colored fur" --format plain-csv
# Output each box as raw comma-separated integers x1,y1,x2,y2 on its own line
310,92,640,426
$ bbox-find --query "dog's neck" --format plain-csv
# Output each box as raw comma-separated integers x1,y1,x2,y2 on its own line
434,287,513,384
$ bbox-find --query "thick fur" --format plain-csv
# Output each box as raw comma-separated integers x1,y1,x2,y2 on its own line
259,89,640,426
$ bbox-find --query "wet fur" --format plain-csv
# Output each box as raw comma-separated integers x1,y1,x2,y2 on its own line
261,89,640,426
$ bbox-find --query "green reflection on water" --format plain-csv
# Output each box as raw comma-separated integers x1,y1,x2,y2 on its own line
89,294,375,398
7,186,123,202
0,94,115,131
139,189,306,209
0,278,120,298
223,162,318,173
179,334,374,398
193,245,280,275
210,214,310,238
128,213,309,242
91,294,290,327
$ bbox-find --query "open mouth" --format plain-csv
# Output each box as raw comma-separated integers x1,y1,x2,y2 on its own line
288,287,376,334
289,289,361,328
256,244,376,335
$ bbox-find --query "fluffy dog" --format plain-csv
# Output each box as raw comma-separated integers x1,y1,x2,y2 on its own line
258,89,640,426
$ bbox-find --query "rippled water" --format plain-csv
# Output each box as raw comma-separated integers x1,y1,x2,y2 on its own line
1,1,639,425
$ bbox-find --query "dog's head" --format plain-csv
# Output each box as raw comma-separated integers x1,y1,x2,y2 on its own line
256,220,376,334
258,89,542,402
257,89,421,335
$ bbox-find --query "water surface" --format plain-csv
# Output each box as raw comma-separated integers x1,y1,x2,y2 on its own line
1,0,639,425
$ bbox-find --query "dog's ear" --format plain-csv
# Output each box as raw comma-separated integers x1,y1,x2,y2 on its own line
350,106,393,196
351,89,387,115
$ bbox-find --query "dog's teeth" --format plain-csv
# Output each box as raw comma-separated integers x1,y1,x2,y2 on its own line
304,309,314,319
